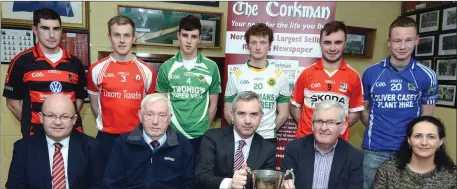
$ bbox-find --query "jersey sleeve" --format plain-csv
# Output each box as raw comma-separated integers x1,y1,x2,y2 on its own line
421,70,438,104
155,63,171,93
224,70,238,103
349,74,364,112
277,71,290,103
3,55,26,100
145,65,157,95
87,65,99,95
291,71,306,107
73,57,88,99
209,64,221,94
361,69,371,100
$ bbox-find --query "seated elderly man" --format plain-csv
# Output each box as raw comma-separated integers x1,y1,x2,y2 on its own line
195,91,276,189
6,93,102,189
103,93,195,189
282,100,364,189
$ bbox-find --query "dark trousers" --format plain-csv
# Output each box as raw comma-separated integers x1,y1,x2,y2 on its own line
96,131,120,173
189,136,203,155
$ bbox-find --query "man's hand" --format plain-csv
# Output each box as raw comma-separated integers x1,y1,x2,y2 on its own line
230,163,248,189
282,179,295,189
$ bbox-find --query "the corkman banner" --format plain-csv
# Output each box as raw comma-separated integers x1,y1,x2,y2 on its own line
223,1,336,170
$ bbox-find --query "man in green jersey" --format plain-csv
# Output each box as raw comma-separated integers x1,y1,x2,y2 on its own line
224,23,290,144
156,15,221,154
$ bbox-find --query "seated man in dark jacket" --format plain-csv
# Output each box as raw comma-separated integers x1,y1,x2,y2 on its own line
195,91,276,189
282,100,364,189
103,93,195,189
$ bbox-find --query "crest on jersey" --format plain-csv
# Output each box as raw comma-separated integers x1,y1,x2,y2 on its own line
199,75,206,83
408,83,416,91
428,86,435,95
339,82,347,92
135,74,141,82
267,78,276,87
49,81,62,93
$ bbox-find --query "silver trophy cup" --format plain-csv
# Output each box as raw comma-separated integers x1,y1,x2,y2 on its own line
248,169,295,189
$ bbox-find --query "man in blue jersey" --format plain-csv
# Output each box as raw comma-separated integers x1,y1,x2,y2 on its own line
360,16,438,189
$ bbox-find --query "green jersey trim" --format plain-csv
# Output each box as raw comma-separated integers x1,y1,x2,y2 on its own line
277,95,290,103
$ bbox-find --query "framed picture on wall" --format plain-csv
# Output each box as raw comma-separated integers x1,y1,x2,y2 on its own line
437,84,456,107
436,58,457,81
1,27,35,64
1,1,89,30
61,30,91,68
442,7,457,30
438,33,457,56
419,10,440,33
417,59,433,69
415,36,434,56
344,34,366,55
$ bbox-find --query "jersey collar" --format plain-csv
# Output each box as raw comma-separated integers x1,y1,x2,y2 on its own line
32,42,71,60
315,58,348,70
175,50,203,63
247,60,269,72
382,55,416,70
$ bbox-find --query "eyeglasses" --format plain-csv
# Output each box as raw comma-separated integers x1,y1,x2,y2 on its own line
142,112,169,121
42,113,76,121
312,120,343,127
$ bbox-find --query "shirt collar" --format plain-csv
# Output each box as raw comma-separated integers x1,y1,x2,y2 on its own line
143,129,167,148
382,55,416,70
315,58,348,70
46,135,70,147
175,50,203,63
233,128,254,147
108,53,137,64
33,43,71,60
314,140,338,154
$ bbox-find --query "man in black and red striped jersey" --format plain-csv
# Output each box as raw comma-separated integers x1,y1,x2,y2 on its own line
3,8,87,137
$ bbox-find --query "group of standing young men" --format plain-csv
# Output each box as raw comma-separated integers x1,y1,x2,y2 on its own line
3,7,437,189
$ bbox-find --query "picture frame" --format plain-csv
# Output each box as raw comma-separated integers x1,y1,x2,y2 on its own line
417,59,433,69
343,26,377,59
415,36,434,56
1,2,89,30
438,33,456,56
402,1,455,14
419,10,440,33
61,30,91,68
437,84,456,107
118,5,223,49
442,7,457,30
1,26,35,64
436,58,457,81
165,1,219,7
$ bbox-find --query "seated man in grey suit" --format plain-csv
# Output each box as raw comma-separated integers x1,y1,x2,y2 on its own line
195,91,276,189
282,100,364,189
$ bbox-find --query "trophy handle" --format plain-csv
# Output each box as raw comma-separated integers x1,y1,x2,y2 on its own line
283,168,295,183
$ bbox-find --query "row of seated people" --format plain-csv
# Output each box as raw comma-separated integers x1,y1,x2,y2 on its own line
6,91,456,189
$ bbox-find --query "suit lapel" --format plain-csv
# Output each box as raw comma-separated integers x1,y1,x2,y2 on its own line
246,134,260,169
68,132,83,189
34,133,53,189
225,127,235,174
303,137,315,189
328,139,347,189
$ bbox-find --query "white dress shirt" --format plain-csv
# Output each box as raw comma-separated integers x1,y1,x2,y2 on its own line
219,129,254,189
46,135,70,189
143,129,167,151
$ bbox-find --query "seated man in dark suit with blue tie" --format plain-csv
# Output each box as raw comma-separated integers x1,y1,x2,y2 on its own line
103,93,195,189
6,93,102,189
282,100,364,189
195,91,276,189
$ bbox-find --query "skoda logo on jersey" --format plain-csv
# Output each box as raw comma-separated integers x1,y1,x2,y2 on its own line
267,78,276,87
49,81,62,93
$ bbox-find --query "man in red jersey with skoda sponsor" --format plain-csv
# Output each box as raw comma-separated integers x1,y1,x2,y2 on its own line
3,8,87,137
290,21,364,140
87,16,156,172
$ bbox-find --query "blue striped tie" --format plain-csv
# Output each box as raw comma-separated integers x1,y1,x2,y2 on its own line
233,140,246,171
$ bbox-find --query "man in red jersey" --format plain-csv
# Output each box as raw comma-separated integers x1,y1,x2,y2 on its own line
290,21,364,140
87,15,156,171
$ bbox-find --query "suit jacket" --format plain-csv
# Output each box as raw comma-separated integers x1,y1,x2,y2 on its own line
281,135,363,189
6,131,103,189
195,126,276,189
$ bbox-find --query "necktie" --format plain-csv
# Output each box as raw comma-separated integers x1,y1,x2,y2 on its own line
52,143,66,189
234,140,247,171
151,140,160,150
